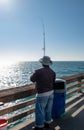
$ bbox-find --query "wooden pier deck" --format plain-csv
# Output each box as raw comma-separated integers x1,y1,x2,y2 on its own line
9,93,84,130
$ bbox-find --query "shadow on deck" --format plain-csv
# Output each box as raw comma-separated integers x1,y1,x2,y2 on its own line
9,93,84,130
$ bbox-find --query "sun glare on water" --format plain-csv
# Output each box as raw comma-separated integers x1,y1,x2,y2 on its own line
0,60,17,68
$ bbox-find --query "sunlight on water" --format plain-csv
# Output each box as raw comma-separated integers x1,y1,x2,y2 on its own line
0,61,40,90
0,60,18,67
0,61,22,89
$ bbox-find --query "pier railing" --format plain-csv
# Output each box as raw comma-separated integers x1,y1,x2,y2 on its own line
0,73,84,126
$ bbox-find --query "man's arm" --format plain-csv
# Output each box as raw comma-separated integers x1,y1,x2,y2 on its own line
30,71,37,82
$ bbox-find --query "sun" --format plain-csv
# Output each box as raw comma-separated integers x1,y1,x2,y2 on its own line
0,0,10,5
0,0,13,11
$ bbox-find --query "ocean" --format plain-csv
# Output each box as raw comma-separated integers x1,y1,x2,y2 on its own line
0,61,84,90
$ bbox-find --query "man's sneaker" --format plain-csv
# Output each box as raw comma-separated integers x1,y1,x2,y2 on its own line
44,122,51,128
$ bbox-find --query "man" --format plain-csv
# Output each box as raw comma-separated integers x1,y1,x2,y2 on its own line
30,56,56,130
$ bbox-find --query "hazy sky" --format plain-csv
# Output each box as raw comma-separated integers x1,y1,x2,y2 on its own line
0,0,84,63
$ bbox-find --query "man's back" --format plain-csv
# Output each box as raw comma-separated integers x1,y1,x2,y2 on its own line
30,66,56,93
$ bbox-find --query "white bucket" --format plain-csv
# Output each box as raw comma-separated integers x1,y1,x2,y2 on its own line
0,119,8,130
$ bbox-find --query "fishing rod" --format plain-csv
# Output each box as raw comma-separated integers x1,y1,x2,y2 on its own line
42,22,45,56
40,19,46,56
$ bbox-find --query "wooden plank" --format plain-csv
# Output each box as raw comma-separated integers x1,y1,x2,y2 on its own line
66,93,82,104
67,86,84,96
67,83,80,90
7,108,35,123
62,73,84,84
9,117,35,130
67,82,84,90
0,98,36,116
0,84,36,103
0,84,35,98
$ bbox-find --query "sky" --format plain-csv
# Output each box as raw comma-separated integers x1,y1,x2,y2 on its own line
0,0,84,64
